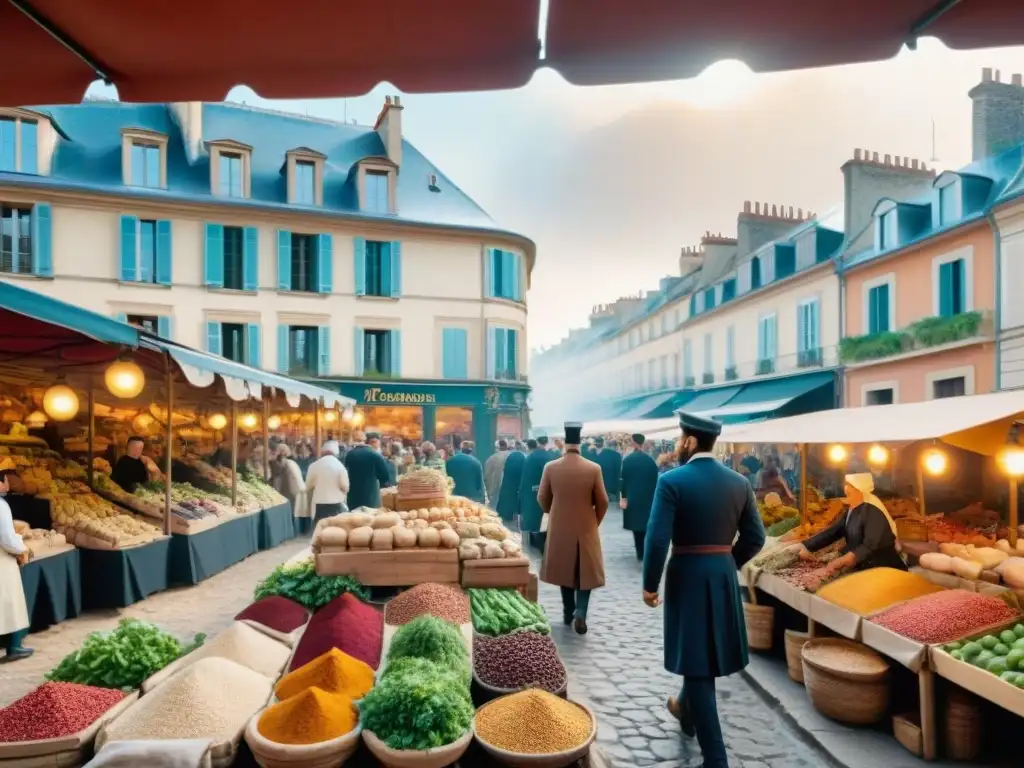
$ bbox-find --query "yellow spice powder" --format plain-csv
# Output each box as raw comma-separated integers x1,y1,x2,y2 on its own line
476,689,592,754
816,568,944,615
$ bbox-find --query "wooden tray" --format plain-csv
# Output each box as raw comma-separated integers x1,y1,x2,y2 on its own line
461,556,530,589
316,549,459,586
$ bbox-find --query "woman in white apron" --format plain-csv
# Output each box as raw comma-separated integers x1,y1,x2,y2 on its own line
0,468,33,662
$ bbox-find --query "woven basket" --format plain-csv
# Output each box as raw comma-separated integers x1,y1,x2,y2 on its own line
801,638,890,725
473,700,596,768
945,690,980,761
743,584,774,651
892,713,923,757
783,630,809,684
395,496,448,512
244,712,361,768
362,729,472,768
896,518,929,543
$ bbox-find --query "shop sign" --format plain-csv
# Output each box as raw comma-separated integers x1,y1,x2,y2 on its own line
363,387,437,405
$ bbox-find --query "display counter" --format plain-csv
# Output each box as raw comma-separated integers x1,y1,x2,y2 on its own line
169,512,260,586
258,502,295,551
79,537,171,610
20,546,81,630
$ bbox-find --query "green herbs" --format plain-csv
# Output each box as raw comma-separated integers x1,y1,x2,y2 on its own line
359,657,473,750
254,558,369,611
386,616,470,683
767,516,800,537
46,618,204,690
469,588,550,636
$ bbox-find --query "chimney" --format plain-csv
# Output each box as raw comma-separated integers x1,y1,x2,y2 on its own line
736,200,809,256
678,245,705,276
841,148,935,239
170,102,203,162
374,94,404,167
699,230,738,266
969,67,1024,160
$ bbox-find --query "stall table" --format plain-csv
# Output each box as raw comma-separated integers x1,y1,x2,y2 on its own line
78,537,171,610
20,546,81,630
169,512,260,586
258,502,295,551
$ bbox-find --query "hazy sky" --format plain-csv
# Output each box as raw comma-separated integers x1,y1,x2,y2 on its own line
88,39,1024,350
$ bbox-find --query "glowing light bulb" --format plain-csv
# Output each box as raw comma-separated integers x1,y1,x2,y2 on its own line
208,413,227,431
240,413,258,430
1001,446,1024,477
267,415,281,430
867,444,889,466
43,384,79,422
324,410,338,424
104,359,145,399
827,444,847,464
923,449,948,477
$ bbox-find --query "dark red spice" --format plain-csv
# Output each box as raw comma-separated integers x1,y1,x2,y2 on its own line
0,682,125,742
235,596,310,633
290,592,383,671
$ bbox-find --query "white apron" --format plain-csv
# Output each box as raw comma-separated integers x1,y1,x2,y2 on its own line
0,549,29,636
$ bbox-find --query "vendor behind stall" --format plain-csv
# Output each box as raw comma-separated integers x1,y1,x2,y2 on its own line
0,464,33,661
798,472,906,574
111,436,151,493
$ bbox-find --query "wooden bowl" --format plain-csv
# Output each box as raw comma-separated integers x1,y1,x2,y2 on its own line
362,728,472,768
244,710,361,768
473,700,596,767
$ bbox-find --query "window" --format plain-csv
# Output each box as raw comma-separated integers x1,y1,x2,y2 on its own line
867,283,891,334
219,153,243,197
660,355,668,389
878,209,899,251
295,161,316,205
222,323,246,363
126,314,159,333
866,388,894,406
355,238,400,298
364,171,390,214
796,231,816,271
277,231,332,294
703,334,713,383
119,216,172,285
487,248,523,301
938,258,965,317
647,359,656,390
672,353,680,386
725,326,736,378
683,340,693,385
660,314,668,335
0,204,32,274
933,376,966,399
939,182,959,225
760,249,776,283
488,327,519,380
223,226,244,290
441,327,469,378
131,144,160,188
703,287,715,311
359,329,395,375
288,326,319,376
797,298,821,366
0,117,37,174
207,321,260,366
721,278,736,303
757,314,777,374
290,234,318,292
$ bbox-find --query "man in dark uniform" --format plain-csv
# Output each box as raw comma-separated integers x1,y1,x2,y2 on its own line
111,436,151,493
537,435,553,460
581,438,598,463
620,433,659,560
519,439,553,549
344,430,391,509
642,412,765,768
594,436,622,509
446,440,485,502
495,444,525,524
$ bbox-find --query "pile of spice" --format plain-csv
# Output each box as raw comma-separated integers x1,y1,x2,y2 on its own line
474,632,567,693
869,589,1019,644
290,593,383,671
384,583,470,626
236,596,310,634
180,621,291,679
816,568,945,616
275,648,374,702
0,683,125,742
257,688,357,745
102,657,271,744
476,689,592,754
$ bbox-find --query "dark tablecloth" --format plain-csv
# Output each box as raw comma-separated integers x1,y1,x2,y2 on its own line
21,547,81,631
258,503,295,551
169,513,260,586
78,537,171,610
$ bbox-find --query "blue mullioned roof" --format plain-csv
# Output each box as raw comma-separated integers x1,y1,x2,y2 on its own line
0,100,515,236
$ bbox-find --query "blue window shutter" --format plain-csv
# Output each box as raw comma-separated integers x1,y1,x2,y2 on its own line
441,328,453,378
204,223,224,287
119,215,138,281
486,327,497,378
812,301,820,348
484,248,496,298
354,237,367,296
21,121,38,174
879,286,890,332
157,316,172,339
155,220,172,285
797,306,806,352
247,323,261,367
206,322,222,355
390,330,402,376
277,325,289,373
514,253,524,301
507,329,518,377
115,312,128,323
455,328,468,378
31,203,52,277
500,251,513,299
390,241,402,297
318,326,331,376
318,233,333,293
353,327,365,376
243,226,258,291
277,230,292,291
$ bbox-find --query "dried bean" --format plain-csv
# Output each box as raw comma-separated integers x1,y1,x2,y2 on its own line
0,683,125,742
385,583,470,626
870,589,1018,644
474,631,567,693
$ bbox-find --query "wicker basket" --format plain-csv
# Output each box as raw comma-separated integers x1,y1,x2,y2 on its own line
945,690,980,761
244,712,361,768
896,518,929,543
801,638,890,725
783,630,809,684
892,713,923,757
362,729,472,768
743,584,774,651
473,700,596,768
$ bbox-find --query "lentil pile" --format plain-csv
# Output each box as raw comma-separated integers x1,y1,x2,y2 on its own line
384,583,470,626
291,592,383,671
257,688,357,745
182,621,291,679
474,631,567,693
0,683,125,742
102,657,271,744
236,596,310,634
870,589,1019,644
816,568,944,615
476,689,592,754
275,648,374,702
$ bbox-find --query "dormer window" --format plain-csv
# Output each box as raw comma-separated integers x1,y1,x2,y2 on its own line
760,248,776,283
877,208,899,251
121,128,168,189
0,112,40,174
356,158,397,215
365,171,389,213
206,139,252,199
284,147,325,206
935,174,962,226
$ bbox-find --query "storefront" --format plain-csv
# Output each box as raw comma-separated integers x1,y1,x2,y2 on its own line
323,379,530,462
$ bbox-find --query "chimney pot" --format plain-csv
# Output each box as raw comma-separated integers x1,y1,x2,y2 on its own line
884,153,892,165
996,69,1002,82
912,159,919,169
854,148,862,161
1015,74,1023,86
798,208,803,218
394,95,402,106
769,204,776,216
872,151,879,162
983,66,993,82
744,200,751,213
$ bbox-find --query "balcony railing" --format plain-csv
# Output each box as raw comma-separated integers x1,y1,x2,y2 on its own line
701,372,715,385
724,366,739,381
840,311,989,364
683,375,696,387
755,358,775,375
797,347,823,368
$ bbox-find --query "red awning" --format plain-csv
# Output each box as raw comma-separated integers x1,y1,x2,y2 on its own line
1,0,1023,105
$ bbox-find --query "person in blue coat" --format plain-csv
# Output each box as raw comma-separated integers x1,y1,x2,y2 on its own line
642,412,766,768
446,441,486,502
620,433,659,560
537,435,554,460
495,446,525,523
519,439,553,539
594,436,622,506
344,431,392,510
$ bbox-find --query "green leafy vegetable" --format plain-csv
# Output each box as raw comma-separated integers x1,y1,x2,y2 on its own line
386,616,470,683
46,618,204,690
767,517,800,537
254,558,368,610
359,657,472,750
469,588,550,636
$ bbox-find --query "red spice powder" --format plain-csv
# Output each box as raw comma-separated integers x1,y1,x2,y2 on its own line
290,592,383,671
235,596,310,633
0,682,125,742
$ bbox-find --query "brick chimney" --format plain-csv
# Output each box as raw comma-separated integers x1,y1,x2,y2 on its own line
841,149,935,239
678,245,705,276
737,201,812,257
374,95,404,167
698,231,738,270
969,67,1024,161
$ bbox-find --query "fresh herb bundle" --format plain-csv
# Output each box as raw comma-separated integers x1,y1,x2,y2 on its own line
253,558,369,610
385,616,470,683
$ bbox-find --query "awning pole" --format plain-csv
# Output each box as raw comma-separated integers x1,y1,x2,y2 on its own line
1010,478,1019,549
86,381,95,488
163,359,173,536
916,456,927,518
799,443,808,524
263,397,271,482
231,401,238,509
314,401,321,452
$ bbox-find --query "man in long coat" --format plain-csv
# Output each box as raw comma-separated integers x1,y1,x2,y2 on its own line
539,422,608,635
344,431,391,510
446,441,486,502
642,413,765,768
519,439,553,546
495,445,525,524
594,436,622,508
620,433,659,560
483,439,510,506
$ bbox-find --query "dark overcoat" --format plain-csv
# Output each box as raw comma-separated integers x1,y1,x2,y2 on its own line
538,451,608,590
620,449,659,532
518,448,553,532
642,455,765,678
446,452,486,503
595,448,623,498
495,450,525,522
343,444,391,510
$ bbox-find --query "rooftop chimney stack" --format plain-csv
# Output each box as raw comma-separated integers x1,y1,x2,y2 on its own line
374,94,404,167
969,66,1024,161
679,245,705,276
841,147,935,239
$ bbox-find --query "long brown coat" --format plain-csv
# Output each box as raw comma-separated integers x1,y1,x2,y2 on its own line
538,450,608,591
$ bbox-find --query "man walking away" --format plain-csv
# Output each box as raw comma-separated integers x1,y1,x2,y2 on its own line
344,431,391,510
484,439,510,507
581,438,598,463
519,438,554,549
539,422,608,635
642,413,765,768
496,443,525,525
305,441,350,528
621,433,659,560
447,441,486,502
537,435,554,460
594,436,622,509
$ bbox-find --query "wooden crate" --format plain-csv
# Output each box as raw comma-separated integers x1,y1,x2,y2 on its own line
461,556,530,588
316,548,459,585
